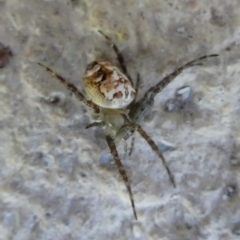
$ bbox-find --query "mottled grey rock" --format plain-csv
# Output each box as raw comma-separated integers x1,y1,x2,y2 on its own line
1,0,240,239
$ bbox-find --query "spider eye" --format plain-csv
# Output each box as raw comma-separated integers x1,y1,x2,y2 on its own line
84,61,136,109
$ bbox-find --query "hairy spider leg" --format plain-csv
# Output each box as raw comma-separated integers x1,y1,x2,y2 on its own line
122,54,218,158
128,72,141,107
147,54,218,98
105,135,138,220
128,135,135,156
98,30,134,86
121,54,218,167
38,63,100,113
127,73,141,156
130,54,218,123
122,118,176,188
85,121,105,129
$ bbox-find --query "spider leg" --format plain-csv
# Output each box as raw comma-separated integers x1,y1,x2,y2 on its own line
130,54,218,123
134,72,141,98
38,63,100,113
147,54,218,98
122,121,176,188
98,30,133,85
105,135,138,220
129,72,140,107
126,73,140,154
85,121,105,129
128,136,135,156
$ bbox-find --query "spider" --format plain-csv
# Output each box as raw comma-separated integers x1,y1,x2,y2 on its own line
38,30,218,220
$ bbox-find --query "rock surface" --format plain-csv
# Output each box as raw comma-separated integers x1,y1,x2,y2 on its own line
0,0,240,239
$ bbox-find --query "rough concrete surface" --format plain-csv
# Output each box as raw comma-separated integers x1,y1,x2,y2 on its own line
0,0,240,239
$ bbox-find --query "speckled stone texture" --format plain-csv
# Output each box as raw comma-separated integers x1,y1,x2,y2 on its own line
1,0,240,239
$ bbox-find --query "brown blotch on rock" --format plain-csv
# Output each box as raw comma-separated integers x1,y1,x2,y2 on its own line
0,42,12,68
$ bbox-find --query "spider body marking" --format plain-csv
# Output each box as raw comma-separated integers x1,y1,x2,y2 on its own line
38,30,218,220
84,61,136,109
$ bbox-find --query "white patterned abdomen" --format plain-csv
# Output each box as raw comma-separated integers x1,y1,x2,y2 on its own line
84,61,136,109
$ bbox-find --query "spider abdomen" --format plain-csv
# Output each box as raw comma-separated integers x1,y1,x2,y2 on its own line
84,61,136,109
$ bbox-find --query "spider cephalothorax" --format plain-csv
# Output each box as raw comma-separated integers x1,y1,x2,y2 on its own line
38,30,218,220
